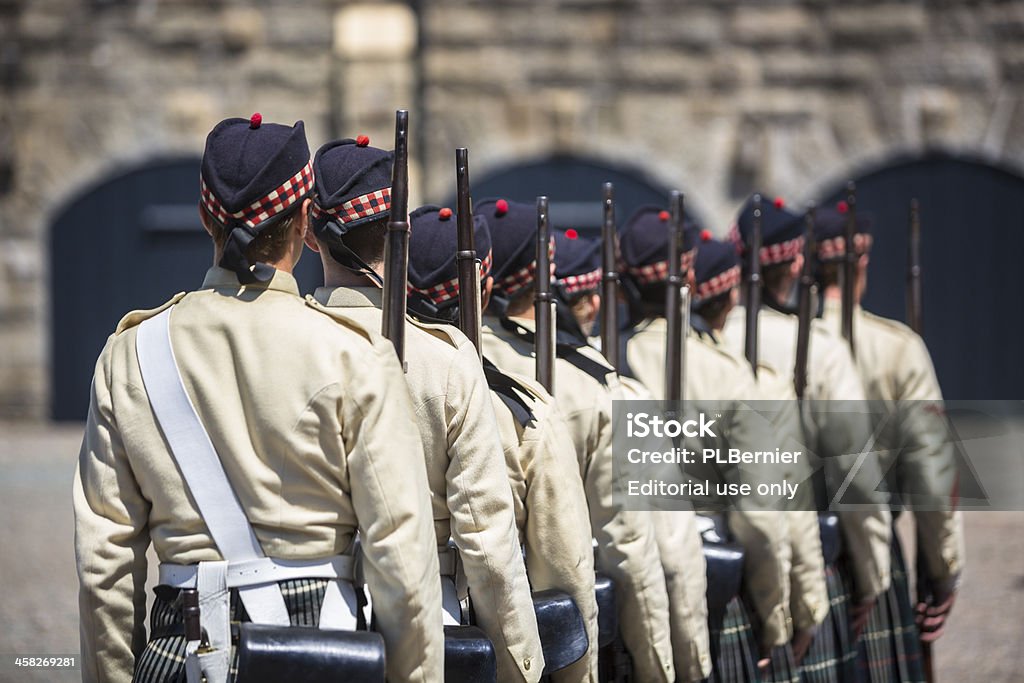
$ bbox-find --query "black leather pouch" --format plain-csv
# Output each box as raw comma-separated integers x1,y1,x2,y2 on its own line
444,625,497,683
703,541,745,616
533,589,588,673
236,624,385,683
818,512,843,566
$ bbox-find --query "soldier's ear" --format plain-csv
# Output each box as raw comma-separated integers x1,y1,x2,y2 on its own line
296,198,312,239
198,204,215,238
303,228,321,253
481,276,494,311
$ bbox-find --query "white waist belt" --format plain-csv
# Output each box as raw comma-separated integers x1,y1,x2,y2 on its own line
159,555,355,590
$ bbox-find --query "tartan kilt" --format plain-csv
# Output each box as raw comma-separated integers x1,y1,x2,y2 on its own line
856,535,925,683
763,643,800,683
799,562,857,683
705,596,760,683
132,578,333,683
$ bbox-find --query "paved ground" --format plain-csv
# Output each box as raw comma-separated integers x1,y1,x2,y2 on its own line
0,422,1021,682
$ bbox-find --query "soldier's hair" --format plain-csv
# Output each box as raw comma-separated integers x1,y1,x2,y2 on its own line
506,287,534,317
333,216,388,267
203,204,298,264
817,262,841,289
763,262,794,297
695,295,731,324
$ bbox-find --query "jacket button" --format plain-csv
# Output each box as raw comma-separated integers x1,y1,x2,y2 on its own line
524,657,531,671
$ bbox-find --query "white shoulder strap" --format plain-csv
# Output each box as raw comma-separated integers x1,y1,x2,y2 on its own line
136,307,290,625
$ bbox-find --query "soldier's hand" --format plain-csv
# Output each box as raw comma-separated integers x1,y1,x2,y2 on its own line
790,627,816,664
916,590,956,643
849,597,876,640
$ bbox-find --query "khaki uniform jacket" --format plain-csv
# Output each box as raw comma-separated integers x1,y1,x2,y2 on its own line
723,305,893,601
481,315,676,683
749,365,830,634
625,319,793,651
488,369,599,683
73,268,443,683
619,375,712,683
821,298,964,593
315,286,543,682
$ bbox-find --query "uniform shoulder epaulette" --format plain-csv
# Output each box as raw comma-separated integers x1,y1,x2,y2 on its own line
302,295,375,343
405,315,464,349
860,309,916,339
114,292,187,334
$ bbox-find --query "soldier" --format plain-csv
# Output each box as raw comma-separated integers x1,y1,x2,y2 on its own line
303,138,544,682
721,195,893,683
617,207,793,683
689,232,832,683
552,227,713,683
405,204,599,683
73,114,443,683
474,198,676,683
813,203,964,683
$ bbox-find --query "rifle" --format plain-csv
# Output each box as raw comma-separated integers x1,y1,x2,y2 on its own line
744,194,763,376
535,196,555,394
665,191,689,403
841,181,857,357
907,198,924,335
600,182,620,370
382,110,410,367
794,203,817,401
455,148,482,358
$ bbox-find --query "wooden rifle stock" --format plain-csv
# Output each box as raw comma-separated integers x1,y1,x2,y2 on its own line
665,191,689,403
908,198,924,335
841,181,857,357
600,182,620,370
455,148,482,359
744,194,763,376
795,203,816,401
535,196,555,394
382,110,410,365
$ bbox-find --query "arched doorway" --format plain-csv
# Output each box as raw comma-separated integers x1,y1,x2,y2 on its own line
445,155,698,234
817,152,1024,400
50,157,324,420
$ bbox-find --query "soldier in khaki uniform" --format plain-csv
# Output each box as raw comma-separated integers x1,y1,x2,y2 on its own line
553,227,712,683
721,195,892,683
303,140,543,682
73,115,443,683
617,208,793,683
405,205,599,682
475,198,676,683
813,204,963,683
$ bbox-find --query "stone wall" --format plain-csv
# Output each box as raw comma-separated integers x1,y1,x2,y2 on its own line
3,0,1024,418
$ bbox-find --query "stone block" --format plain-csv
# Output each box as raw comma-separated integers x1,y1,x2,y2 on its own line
730,6,816,46
334,3,417,59
826,5,928,47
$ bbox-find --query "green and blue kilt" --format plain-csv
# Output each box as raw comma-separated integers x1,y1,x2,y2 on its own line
705,596,760,683
799,563,857,683
763,643,800,683
856,535,925,683
132,578,333,683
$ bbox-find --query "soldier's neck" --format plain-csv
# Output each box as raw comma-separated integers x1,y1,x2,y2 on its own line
322,259,382,288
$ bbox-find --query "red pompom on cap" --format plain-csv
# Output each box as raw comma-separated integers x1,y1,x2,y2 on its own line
658,210,670,222
438,207,453,220
836,200,849,214
565,228,579,240
701,229,712,242
495,199,509,217
773,197,785,209
249,112,262,129
355,135,370,147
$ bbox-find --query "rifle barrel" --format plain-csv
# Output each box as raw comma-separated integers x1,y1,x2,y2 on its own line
907,198,924,335
841,181,857,357
744,194,763,376
455,148,482,358
535,196,555,393
795,203,816,401
382,110,410,365
600,182,620,369
665,191,686,402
